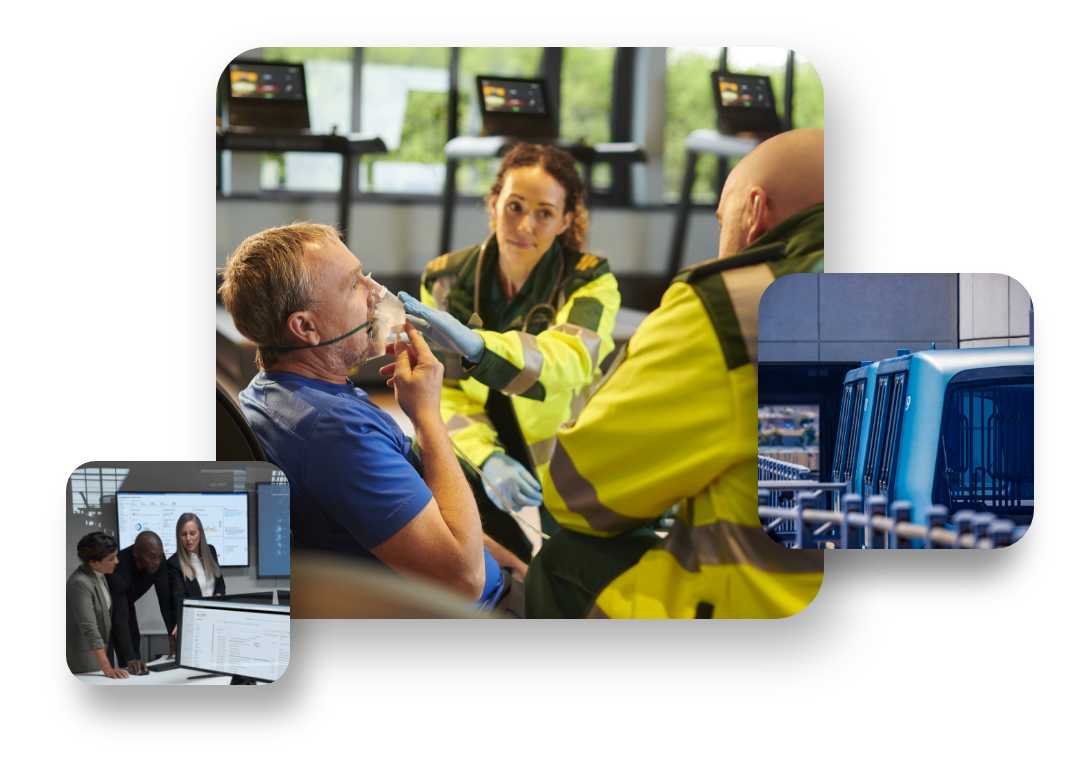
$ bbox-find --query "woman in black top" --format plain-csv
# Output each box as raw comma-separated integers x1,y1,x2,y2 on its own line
167,512,226,632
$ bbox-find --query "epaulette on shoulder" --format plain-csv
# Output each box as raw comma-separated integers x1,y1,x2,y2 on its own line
563,249,610,281
423,244,479,283
673,242,787,286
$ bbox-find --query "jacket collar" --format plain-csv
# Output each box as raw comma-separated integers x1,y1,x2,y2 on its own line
738,203,824,260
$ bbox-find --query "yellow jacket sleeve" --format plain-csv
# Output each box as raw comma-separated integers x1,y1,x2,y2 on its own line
465,273,621,402
418,281,504,467
542,282,752,536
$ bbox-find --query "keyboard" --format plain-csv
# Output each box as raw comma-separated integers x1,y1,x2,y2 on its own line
147,660,180,672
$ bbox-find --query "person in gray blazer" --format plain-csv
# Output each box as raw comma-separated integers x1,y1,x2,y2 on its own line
66,532,129,678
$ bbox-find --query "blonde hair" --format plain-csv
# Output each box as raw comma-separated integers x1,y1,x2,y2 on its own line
219,222,339,370
175,513,221,582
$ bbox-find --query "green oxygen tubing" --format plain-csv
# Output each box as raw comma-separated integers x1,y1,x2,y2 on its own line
259,320,374,352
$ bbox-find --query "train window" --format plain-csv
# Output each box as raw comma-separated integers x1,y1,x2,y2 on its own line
932,374,1034,520
876,373,908,496
862,376,890,489
831,383,854,481
842,381,865,483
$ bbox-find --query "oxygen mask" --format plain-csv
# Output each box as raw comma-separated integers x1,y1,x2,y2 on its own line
365,275,407,359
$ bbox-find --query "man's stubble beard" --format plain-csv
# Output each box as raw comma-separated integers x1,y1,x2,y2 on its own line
325,336,372,376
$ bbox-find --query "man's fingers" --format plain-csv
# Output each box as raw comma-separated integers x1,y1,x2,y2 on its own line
403,320,437,363
392,336,411,374
379,362,397,377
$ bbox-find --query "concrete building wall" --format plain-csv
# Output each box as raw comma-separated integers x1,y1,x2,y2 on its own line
958,273,1032,348
759,273,959,363
759,273,1032,363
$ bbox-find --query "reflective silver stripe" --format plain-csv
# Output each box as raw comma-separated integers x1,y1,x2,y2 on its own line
548,444,647,533
501,331,544,396
441,350,464,380
584,603,610,619
445,413,494,435
430,274,457,311
719,263,775,365
569,384,593,420
549,322,602,369
658,519,824,575
528,435,557,468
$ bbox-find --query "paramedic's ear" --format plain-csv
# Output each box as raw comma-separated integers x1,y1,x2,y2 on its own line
744,186,771,247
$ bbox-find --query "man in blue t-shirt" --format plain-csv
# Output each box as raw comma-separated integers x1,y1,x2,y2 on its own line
220,223,527,614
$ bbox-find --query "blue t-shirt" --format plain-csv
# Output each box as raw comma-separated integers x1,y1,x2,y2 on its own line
240,372,504,609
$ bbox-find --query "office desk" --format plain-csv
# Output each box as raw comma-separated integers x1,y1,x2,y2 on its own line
75,659,231,686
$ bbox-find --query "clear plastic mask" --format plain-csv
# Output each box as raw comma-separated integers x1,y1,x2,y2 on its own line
366,274,406,359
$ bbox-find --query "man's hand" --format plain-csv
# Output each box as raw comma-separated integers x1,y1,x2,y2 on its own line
127,659,147,676
379,320,446,430
398,292,485,362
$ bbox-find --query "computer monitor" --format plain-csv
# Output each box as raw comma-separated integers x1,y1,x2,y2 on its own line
224,592,276,605
257,482,290,578
178,598,289,683
711,72,781,136
116,492,250,567
225,60,311,132
277,590,290,607
476,76,556,139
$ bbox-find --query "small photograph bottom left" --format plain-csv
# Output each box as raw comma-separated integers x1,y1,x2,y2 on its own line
65,461,290,685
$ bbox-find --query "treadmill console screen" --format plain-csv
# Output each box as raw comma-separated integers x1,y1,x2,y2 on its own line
229,63,305,100
716,75,774,108
481,79,546,114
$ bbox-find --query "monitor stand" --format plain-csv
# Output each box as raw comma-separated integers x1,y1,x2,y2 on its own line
186,673,258,684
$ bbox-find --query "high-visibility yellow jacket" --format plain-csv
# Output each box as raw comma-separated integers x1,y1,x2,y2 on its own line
420,235,621,480
542,205,827,619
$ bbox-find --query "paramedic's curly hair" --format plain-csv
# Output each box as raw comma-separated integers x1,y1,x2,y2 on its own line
219,222,338,370
488,143,589,252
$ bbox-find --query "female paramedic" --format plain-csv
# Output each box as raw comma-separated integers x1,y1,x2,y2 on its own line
400,143,620,557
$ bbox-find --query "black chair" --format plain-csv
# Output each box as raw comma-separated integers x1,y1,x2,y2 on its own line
216,382,268,461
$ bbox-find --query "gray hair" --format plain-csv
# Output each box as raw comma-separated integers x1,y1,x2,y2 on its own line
219,222,338,370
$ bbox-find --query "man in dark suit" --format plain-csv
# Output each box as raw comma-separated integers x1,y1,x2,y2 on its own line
106,531,176,675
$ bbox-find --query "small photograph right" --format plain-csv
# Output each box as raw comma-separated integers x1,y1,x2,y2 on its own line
757,273,1033,549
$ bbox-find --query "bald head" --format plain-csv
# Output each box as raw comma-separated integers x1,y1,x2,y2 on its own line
132,531,165,573
716,128,824,258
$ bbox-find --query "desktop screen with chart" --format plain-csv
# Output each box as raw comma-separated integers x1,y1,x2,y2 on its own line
116,492,249,566
179,599,290,682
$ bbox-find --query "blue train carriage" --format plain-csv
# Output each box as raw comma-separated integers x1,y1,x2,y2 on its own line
833,346,1034,531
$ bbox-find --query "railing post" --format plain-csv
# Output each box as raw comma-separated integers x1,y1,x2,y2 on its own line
795,491,818,549
890,501,913,549
972,513,995,549
925,505,949,549
867,495,887,549
840,494,862,549
952,510,975,549
990,519,1015,549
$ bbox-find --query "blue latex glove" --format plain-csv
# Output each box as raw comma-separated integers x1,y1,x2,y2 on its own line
481,453,543,512
398,291,485,362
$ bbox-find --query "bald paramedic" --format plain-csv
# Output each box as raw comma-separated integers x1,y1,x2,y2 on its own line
525,128,827,619
220,223,526,615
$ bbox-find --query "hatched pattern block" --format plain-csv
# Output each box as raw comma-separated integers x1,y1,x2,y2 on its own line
0,115,214,579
